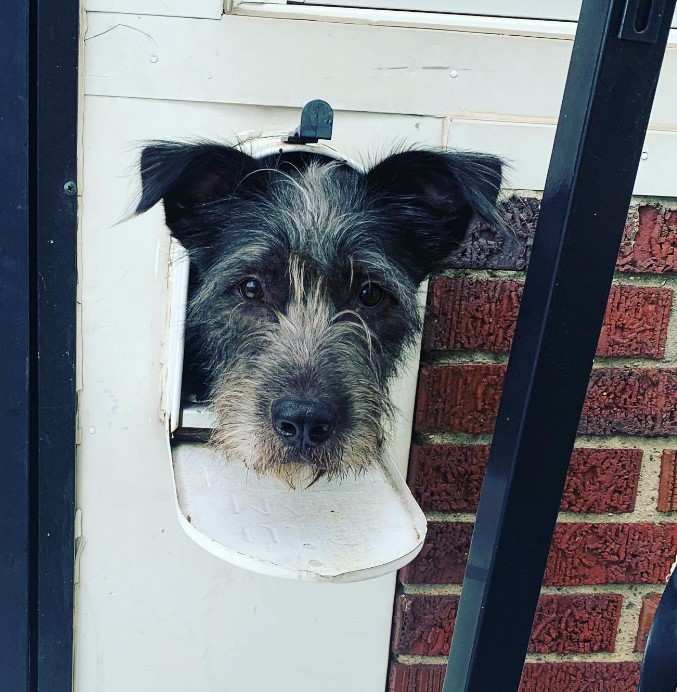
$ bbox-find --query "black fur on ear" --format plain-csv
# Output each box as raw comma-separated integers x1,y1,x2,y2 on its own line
136,141,261,246
366,149,504,280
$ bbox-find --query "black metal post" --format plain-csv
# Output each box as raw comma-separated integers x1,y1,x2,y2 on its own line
444,1,676,690
0,2,32,690
638,566,677,691
32,1,79,689
0,2,78,691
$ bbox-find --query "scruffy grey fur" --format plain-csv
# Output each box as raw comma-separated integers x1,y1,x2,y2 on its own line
136,143,503,486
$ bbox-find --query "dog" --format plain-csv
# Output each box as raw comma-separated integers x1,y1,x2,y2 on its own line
135,142,503,486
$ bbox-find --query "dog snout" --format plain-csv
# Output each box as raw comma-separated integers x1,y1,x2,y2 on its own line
271,398,337,449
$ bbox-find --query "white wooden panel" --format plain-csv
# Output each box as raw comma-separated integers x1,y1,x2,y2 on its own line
85,0,223,19
297,0,584,20
75,95,444,692
291,0,677,26
234,3,580,39
447,120,555,192
447,119,677,197
83,13,571,117
84,13,677,128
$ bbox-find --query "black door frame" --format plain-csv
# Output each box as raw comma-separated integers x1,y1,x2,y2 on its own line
1,3,32,688
0,2,78,690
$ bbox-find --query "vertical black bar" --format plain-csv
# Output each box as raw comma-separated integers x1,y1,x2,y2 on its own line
0,2,31,690
33,1,79,689
638,567,677,690
445,0,676,690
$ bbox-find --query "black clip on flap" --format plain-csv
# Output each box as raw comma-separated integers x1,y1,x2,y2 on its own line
284,100,334,144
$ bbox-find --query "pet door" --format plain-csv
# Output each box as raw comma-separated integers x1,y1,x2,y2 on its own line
161,125,427,582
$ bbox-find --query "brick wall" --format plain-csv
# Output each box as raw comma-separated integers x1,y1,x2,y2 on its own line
388,199,677,692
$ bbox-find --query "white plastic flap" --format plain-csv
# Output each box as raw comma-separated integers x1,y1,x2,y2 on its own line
172,442,426,582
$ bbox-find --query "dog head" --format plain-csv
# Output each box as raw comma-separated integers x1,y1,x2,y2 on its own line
136,142,502,485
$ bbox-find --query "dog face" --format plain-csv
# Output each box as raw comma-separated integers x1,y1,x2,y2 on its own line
136,143,502,485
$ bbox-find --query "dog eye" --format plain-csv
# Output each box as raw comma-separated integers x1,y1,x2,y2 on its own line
238,278,264,301
357,282,384,309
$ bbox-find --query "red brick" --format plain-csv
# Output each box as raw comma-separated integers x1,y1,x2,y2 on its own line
402,522,677,586
561,448,642,513
392,594,458,657
425,278,672,359
597,285,672,358
409,445,641,514
388,662,642,692
635,592,662,652
424,278,521,352
528,594,622,653
415,364,504,433
520,662,641,692
545,523,677,586
415,365,677,436
658,450,677,512
580,368,677,436
446,196,538,271
447,199,677,275
408,444,489,512
618,205,677,274
399,522,472,584
391,593,622,656
388,662,445,692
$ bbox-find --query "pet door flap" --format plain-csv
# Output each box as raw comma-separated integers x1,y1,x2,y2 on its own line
161,137,427,582
170,440,426,582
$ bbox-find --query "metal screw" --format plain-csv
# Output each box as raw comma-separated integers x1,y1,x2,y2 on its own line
150,54,159,63
450,69,459,78
641,151,649,160
63,181,77,196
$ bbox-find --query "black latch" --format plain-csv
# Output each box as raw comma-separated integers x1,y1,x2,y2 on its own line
284,100,334,144
619,0,669,44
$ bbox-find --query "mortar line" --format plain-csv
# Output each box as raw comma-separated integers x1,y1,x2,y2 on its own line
400,583,664,597
393,652,645,665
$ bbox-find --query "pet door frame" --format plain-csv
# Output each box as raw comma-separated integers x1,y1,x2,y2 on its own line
163,139,427,582
444,0,677,689
0,2,78,691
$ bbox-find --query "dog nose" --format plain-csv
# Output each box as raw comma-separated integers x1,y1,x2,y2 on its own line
271,399,337,449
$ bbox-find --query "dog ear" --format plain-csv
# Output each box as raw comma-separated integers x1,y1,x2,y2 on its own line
136,142,260,246
366,149,503,280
